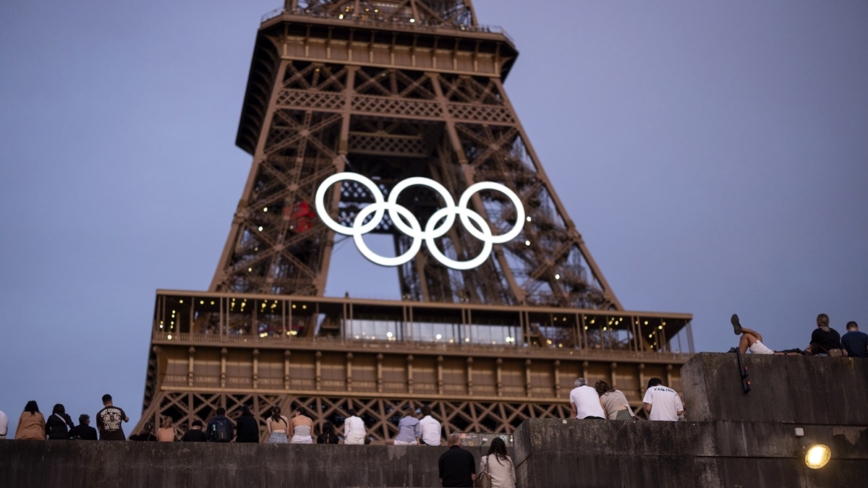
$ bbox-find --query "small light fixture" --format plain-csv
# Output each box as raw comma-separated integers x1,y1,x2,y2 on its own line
435,334,442,340
795,428,832,469
554,274,560,280
409,18,415,23
805,445,831,469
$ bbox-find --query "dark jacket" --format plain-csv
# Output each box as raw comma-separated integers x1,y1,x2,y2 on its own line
68,424,98,440
206,415,234,442
235,415,259,443
181,428,208,442
46,413,75,440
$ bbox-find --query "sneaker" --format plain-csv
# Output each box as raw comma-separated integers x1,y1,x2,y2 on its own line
731,314,743,335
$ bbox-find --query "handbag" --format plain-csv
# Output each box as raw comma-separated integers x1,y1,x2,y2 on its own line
475,456,492,488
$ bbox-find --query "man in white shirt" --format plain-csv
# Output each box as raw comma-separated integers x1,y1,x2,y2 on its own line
569,378,606,419
0,409,8,439
418,405,442,446
343,408,367,445
642,377,684,421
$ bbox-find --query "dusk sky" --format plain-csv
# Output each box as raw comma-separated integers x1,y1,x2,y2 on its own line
1,0,866,433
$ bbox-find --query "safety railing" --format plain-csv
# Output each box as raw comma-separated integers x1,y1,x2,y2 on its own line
261,8,514,44
152,331,691,362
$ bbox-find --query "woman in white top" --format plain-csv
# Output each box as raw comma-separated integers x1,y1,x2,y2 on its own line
266,406,289,443
289,407,314,444
479,437,515,488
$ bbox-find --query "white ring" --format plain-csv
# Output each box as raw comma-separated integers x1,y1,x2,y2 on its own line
314,172,524,270
458,181,525,244
315,172,385,235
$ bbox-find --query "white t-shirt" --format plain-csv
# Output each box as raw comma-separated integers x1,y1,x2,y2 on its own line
0,409,7,436
344,415,366,439
569,385,606,419
418,415,441,445
642,386,684,421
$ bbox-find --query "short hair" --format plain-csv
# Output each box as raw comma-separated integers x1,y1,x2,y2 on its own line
102,394,112,404
447,433,461,446
143,423,153,432
404,404,414,413
79,414,90,425
847,321,858,330
421,405,432,416
296,407,308,417
192,420,203,427
647,377,663,388
216,407,226,416
574,378,588,388
347,408,357,416
817,314,830,328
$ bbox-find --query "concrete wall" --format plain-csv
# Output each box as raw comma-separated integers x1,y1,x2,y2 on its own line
682,353,868,424
0,441,496,488
5,354,867,488
512,419,868,488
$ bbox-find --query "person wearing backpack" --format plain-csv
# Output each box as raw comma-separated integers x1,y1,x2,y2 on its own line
206,408,234,442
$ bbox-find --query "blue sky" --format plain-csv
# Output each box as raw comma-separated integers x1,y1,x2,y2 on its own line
1,0,866,433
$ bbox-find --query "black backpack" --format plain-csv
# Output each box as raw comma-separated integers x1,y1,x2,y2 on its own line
210,418,232,442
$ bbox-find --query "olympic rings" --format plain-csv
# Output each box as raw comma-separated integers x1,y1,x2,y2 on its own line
314,172,525,270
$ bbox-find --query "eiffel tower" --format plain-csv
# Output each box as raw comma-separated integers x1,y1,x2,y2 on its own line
136,1,693,441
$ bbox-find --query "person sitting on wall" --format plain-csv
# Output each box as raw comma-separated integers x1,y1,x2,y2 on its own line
642,378,684,421
730,314,803,355
181,420,208,442
343,408,367,445
594,380,635,421
386,404,421,445
805,314,847,356
418,405,442,446
316,421,340,444
68,414,97,440
206,408,234,442
289,407,314,444
97,394,129,441
842,321,868,358
235,405,260,443
438,433,476,487
569,378,606,420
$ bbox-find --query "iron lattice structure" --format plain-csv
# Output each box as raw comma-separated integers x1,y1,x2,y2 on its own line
136,1,693,442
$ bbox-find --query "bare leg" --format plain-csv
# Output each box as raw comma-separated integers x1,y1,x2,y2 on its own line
738,331,761,354
739,327,763,343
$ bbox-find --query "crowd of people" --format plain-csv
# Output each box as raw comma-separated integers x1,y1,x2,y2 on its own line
569,377,684,421
5,394,127,441
732,313,867,357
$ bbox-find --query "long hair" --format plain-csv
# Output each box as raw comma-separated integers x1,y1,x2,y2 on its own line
24,401,39,415
162,416,173,428
271,406,282,423
241,405,252,417
486,437,509,465
322,421,335,435
52,404,66,416
594,380,614,397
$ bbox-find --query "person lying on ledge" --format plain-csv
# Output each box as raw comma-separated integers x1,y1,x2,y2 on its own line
730,314,803,355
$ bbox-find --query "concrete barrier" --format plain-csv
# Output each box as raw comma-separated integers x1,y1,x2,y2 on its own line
4,354,867,487
512,418,868,488
0,441,491,488
682,353,868,424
